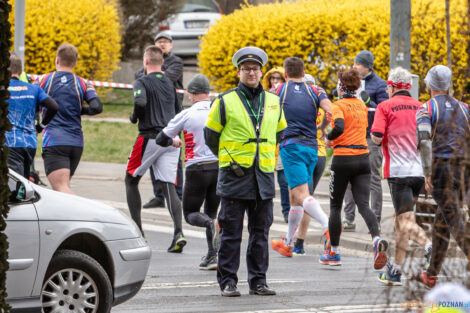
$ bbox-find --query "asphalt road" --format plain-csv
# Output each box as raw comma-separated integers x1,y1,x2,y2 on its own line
111,225,410,313
61,172,468,313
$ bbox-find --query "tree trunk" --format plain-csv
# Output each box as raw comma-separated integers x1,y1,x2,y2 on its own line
445,0,453,95
0,0,12,311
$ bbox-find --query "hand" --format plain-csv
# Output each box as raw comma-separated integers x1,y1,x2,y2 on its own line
425,176,433,194
360,90,371,107
129,113,138,124
319,128,327,141
172,137,182,148
36,123,44,133
325,138,333,148
326,112,332,122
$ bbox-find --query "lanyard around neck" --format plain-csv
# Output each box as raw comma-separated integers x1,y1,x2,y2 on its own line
240,90,263,123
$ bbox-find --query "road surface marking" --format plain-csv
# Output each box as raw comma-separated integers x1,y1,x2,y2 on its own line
141,279,301,290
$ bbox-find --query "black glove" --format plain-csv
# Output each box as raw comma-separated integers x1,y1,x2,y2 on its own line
360,90,371,107
36,123,44,133
129,113,138,124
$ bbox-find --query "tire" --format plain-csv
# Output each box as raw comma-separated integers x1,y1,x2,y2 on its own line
41,249,113,313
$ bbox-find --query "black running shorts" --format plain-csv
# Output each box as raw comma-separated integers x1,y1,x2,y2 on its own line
42,145,83,176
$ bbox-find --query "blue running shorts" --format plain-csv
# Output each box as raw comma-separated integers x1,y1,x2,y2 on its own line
279,144,318,189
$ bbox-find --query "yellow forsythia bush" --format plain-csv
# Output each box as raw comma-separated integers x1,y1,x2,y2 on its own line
199,0,469,102
9,0,121,81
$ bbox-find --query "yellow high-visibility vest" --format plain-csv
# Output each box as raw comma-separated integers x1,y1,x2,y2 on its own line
206,89,286,173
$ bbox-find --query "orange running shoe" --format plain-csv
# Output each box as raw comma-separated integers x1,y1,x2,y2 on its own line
418,271,437,288
271,238,293,257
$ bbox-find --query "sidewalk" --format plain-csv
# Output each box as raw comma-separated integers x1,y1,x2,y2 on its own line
34,159,460,258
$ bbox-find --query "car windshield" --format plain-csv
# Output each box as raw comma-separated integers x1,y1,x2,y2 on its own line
180,0,219,13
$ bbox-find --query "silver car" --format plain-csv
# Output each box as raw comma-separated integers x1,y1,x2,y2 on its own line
5,170,151,312
160,0,222,56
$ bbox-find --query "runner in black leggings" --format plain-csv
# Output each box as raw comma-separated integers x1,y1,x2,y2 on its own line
156,74,221,270
319,69,388,269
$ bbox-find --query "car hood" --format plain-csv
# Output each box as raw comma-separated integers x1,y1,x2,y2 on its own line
32,184,133,226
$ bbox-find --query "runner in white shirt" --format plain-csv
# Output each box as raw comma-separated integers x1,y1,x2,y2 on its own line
370,67,432,286
156,74,220,270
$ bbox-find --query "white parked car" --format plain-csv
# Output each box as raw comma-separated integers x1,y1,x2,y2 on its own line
159,0,222,56
5,170,151,313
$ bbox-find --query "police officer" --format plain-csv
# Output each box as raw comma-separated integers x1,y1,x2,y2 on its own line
204,47,287,297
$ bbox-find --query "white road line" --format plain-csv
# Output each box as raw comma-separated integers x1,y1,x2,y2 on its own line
142,223,206,239
141,279,301,290
225,303,405,313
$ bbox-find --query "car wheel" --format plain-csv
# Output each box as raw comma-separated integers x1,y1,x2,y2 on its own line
41,249,113,313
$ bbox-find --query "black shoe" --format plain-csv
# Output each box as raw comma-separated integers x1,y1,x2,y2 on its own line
283,213,289,223
167,234,186,253
249,284,276,296
221,284,241,297
143,197,165,209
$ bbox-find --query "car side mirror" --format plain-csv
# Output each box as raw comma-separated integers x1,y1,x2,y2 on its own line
10,180,35,202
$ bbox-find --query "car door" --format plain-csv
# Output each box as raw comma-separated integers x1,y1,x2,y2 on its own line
5,175,40,298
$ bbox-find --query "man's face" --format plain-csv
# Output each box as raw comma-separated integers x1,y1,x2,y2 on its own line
237,61,262,88
155,38,173,54
352,62,371,78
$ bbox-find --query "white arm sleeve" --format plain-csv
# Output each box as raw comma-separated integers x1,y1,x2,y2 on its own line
162,109,189,138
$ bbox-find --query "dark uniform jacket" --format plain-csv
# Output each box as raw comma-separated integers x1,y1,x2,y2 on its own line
364,72,388,138
135,52,184,105
204,82,283,201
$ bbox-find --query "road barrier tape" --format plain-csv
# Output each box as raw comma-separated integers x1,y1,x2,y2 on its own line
29,74,377,111
30,74,220,97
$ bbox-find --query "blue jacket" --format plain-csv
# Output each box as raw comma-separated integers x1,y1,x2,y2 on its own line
364,72,388,137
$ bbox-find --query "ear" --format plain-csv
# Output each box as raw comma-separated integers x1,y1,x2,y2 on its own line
237,69,241,78
284,72,287,79
55,57,59,66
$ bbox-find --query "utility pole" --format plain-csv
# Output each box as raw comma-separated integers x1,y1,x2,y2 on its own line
390,0,418,98
13,0,25,69
390,0,411,70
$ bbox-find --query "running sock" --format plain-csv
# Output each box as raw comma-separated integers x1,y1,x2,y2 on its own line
425,242,432,254
372,236,380,244
391,263,402,275
294,238,304,249
285,206,303,246
302,196,329,231
160,181,183,236
331,246,339,253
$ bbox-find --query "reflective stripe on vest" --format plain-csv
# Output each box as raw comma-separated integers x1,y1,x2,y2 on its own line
218,90,280,172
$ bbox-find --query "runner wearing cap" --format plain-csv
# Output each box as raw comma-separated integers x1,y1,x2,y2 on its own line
155,74,220,270
416,65,470,288
371,67,432,286
204,46,287,297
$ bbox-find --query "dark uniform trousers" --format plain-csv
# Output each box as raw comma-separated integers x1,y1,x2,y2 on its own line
217,196,273,290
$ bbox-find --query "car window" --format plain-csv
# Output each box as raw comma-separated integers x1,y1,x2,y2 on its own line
180,0,219,13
